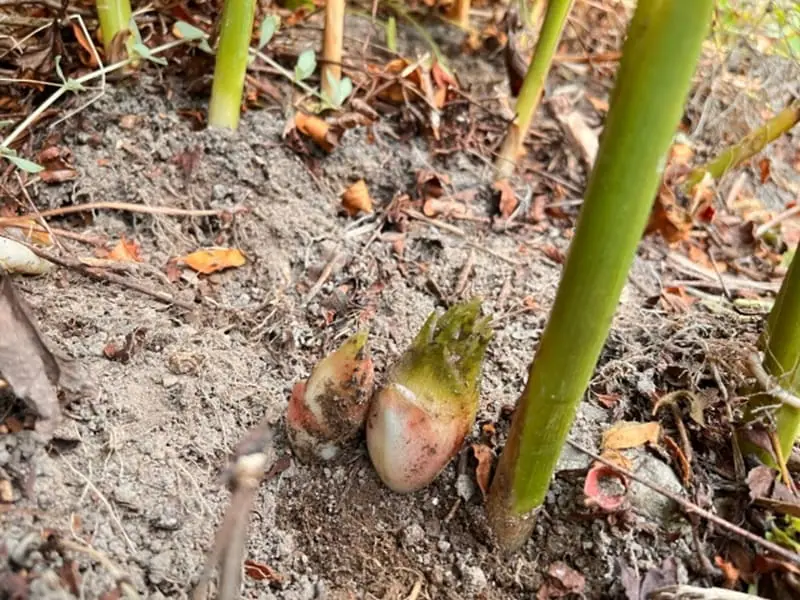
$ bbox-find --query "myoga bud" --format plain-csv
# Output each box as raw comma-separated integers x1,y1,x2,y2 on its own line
367,299,492,492
287,331,374,462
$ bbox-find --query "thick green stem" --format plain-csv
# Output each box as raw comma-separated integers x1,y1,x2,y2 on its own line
95,0,134,57
487,0,714,552
761,250,800,459
208,0,257,130
683,100,800,192
495,0,574,180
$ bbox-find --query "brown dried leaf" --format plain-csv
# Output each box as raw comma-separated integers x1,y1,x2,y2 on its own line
244,559,284,583
646,184,692,243
537,561,586,599
471,443,494,499
341,180,373,216
494,179,518,219
180,248,246,274
0,271,62,437
39,169,79,184
602,421,660,450
108,236,143,263
293,113,340,153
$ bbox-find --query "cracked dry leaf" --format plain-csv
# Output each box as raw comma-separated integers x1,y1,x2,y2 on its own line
602,421,661,450
0,270,62,437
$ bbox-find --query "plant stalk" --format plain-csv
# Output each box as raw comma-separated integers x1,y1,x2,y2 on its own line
208,0,257,129
683,100,800,192
486,0,714,552
495,0,574,180
760,250,800,459
95,0,134,57
449,0,471,29
322,0,346,101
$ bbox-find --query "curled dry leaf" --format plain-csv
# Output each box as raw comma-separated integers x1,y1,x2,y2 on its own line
244,560,284,583
602,421,660,450
471,443,494,499
0,270,63,437
293,112,341,153
494,180,518,219
180,248,246,274
341,180,373,216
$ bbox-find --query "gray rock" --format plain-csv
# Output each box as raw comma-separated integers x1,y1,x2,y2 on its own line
461,565,488,594
628,451,683,522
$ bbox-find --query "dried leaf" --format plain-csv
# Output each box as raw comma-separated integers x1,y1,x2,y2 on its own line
652,390,707,426
670,143,694,167
181,248,246,274
103,328,147,364
39,169,79,184
244,559,284,583
602,421,660,450
294,112,339,152
747,465,776,501
758,157,771,184
471,443,493,499
0,271,63,436
70,21,99,67
646,183,692,243
551,96,598,167
341,180,373,216
422,197,470,218
108,236,143,263
494,180,518,219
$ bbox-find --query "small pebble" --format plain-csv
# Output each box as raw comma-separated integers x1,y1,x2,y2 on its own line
401,523,425,547
461,565,488,593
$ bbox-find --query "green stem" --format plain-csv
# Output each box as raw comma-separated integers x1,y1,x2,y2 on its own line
495,0,574,180
761,249,800,459
683,100,800,192
487,0,714,552
95,0,134,57
208,0,257,129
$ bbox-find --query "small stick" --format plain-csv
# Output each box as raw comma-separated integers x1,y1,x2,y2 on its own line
23,244,197,311
302,250,345,306
321,0,345,101
58,538,140,600
746,352,800,409
0,202,245,225
452,249,475,299
192,421,276,600
755,204,800,239
567,440,800,566
403,209,519,265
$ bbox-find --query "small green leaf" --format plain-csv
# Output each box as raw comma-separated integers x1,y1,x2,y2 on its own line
294,49,316,81
386,17,397,52
133,42,168,66
259,15,280,49
4,154,44,174
174,20,207,41
333,76,353,108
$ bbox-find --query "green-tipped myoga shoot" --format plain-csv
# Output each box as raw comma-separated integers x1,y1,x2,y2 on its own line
287,331,374,462
208,0,257,129
487,0,714,552
367,299,492,493
95,0,134,58
495,0,574,180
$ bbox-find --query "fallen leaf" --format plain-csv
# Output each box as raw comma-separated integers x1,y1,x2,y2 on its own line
39,169,79,184
416,169,450,199
422,197,471,218
551,96,598,167
181,248,246,274
639,557,679,599
747,465,776,501
58,560,81,595
537,561,586,599
293,112,340,152
540,244,565,264
108,236,143,263
0,271,64,437
341,180,373,216
652,389,707,426
602,421,660,450
670,143,694,166
646,183,692,243
244,559,284,583
599,448,633,471
594,392,620,408
494,180,518,218
583,463,628,511
714,556,740,589
471,443,494,499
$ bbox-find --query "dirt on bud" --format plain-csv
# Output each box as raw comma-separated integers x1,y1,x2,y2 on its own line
287,331,374,462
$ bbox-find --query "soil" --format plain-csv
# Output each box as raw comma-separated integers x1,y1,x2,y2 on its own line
2,7,800,600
